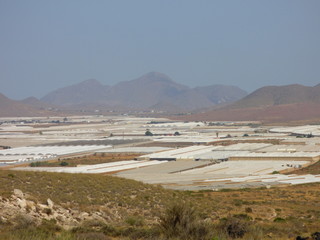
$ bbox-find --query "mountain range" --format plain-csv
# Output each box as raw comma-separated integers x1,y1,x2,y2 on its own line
40,72,247,111
1,72,319,123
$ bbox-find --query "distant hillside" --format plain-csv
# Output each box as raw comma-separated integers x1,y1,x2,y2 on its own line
41,79,109,106
41,72,247,111
181,102,320,123
194,85,247,105
227,84,320,109
103,72,191,109
0,93,54,117
178,84,320,123
19,96,56,110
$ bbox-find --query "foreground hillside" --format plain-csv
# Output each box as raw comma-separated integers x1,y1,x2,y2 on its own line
0,170,319,239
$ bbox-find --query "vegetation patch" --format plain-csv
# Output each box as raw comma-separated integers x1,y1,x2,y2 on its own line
0,169,320,239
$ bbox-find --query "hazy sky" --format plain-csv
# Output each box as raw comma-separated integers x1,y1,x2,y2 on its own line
1,0,320,100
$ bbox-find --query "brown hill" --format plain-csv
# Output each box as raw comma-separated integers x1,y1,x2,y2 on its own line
181,103,320,123
41,72,247,111
178,84,320,123
227,84,320,109
0,93,54,117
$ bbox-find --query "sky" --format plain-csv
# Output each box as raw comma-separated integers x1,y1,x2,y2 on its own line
1,0,320,100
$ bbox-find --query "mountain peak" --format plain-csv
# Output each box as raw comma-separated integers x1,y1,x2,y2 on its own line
144,71,168,78
138,72,175,84
78,79,102,86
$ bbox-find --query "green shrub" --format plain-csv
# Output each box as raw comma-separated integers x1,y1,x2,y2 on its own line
220,217,250,238
159,202,212,240
30,162,43,167
233,213,253,221
125,216,144,227
60,161,69,166
119,226,160,240
273,217,286,222
8,173,15,178
245,207,253,213
145,130,153,136
13,214,36,230
38,219,61,234
233,199,243,207
75,232,108,240
101,224,119,237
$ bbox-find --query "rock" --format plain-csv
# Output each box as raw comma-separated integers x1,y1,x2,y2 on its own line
13,189,24,199
94,211,102,216
78,212,89,220
0,216,7,223
47,198,54,209
38,203,48,209
26,200,36,211
56,208,68,216
56,215,67,222
17,198,27,209
0,191,116,230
